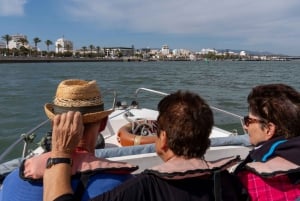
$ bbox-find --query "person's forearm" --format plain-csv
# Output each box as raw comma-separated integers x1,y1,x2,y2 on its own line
44,152,73,201
44,163,73,201
44,111,83,201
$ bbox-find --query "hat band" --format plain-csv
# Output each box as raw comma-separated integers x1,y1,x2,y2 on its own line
52,104,104,115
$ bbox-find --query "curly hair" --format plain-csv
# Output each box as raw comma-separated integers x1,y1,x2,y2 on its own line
157,90,213,159
247,83,300,139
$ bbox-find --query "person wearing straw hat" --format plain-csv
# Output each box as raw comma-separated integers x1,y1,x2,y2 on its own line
43,90,246,201
0,79,137,201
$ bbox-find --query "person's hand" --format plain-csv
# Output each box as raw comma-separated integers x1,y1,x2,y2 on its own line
51,111,84,158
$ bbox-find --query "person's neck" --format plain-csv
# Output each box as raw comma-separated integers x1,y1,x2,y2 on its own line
162,150,178,162
75,146,90,153
77,142,94,153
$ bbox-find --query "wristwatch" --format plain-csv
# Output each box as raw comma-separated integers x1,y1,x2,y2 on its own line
46,157,73,169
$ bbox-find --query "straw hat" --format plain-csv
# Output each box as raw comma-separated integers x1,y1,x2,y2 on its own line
44,79,113,123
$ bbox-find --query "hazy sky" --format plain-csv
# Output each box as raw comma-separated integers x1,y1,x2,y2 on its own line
1,0,300,55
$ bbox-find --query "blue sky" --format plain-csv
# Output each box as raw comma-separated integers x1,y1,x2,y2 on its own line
1,0,300,56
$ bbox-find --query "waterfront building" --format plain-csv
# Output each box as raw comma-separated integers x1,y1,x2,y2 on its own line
161,45,170,55
55,38,73,53
0,41,5,49
149,49,160,55
240,51,247,57
103,47,134,58
198,48,218,55
8,34,29,49
172,49,191,57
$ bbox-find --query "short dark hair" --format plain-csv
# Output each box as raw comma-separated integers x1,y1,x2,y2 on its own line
157,90,213,158
247,83,300,138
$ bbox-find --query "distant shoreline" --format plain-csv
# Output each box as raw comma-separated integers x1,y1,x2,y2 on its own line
0,56,297,64
0,57,136,63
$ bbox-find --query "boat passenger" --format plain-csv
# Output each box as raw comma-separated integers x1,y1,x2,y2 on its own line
43,90,246,201
234,83,300,201
0,79,137,201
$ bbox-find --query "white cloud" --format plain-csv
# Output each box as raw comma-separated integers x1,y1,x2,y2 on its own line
65,0,300,33
0,0,27,16
63,0,300,54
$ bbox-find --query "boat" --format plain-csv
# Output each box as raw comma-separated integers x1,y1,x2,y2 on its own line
0,87,251,182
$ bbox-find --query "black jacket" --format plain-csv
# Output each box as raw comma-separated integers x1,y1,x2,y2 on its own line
55,156,247,201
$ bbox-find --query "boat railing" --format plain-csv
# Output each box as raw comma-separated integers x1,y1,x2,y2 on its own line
134,87,246,133
0,119,50,163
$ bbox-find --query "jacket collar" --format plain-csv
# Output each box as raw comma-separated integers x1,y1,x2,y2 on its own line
143,155,241,180
250,136,300,164
245,156,300,177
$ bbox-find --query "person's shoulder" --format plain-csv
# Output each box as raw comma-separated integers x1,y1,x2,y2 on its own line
2,168,23,184
0,168,43,201
2,167,43,189
89,174,150,201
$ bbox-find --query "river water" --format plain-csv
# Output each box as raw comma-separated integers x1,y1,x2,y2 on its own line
0,60,299,160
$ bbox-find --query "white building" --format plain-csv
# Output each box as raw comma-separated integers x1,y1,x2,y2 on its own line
198,48,218,55
8,34,29,49
161,45,170,55
239,51,247,57
55,38,73,53
0,41,5,49
172,49,191,57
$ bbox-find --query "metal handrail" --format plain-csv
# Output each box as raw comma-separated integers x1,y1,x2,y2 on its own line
134,87,246,133
0,119,50,163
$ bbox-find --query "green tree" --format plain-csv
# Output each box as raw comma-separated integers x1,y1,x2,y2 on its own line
89,45,94,53
65,44,71,52
45,40,53,52
89,45,94,57
33,37,41,50
82,46,87,57
1,34,12,55
18,38,28,47
96,46,100,57
19,46,29,56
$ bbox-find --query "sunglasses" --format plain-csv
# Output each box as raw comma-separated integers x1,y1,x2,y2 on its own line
243,116,265,127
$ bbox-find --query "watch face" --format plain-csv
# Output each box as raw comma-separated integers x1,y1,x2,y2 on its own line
46,158,53,168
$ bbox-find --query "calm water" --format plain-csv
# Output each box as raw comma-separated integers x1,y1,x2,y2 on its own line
0,60,299,160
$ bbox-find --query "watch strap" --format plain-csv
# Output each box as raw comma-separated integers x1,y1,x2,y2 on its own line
46,157,73,169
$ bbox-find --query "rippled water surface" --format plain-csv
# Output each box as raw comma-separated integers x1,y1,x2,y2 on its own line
0,60,299,159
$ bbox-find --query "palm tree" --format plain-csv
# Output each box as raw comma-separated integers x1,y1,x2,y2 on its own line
57,44,62,53
45,40,53,52
82,46,87,57
18,38,28,47
33,37,41,51
96,46,100,57
1,34,12,56
18,38,29,56
65,44,71,52
89,45,94,54
89,45,94,57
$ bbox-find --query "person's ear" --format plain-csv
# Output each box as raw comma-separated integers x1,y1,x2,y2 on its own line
265,122,276,140
159,130,168,151
98,116,108,132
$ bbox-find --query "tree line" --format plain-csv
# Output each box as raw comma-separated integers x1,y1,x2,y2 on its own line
0,34,106,58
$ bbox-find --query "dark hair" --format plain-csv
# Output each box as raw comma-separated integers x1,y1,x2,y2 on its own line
247,83,300,138
157,90,213,158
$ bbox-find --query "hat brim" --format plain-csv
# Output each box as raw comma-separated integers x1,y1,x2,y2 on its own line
44,103,114,123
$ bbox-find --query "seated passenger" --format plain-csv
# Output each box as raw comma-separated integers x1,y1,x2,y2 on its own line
44,90,246,201
234,83,300,201
0,79,137,201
